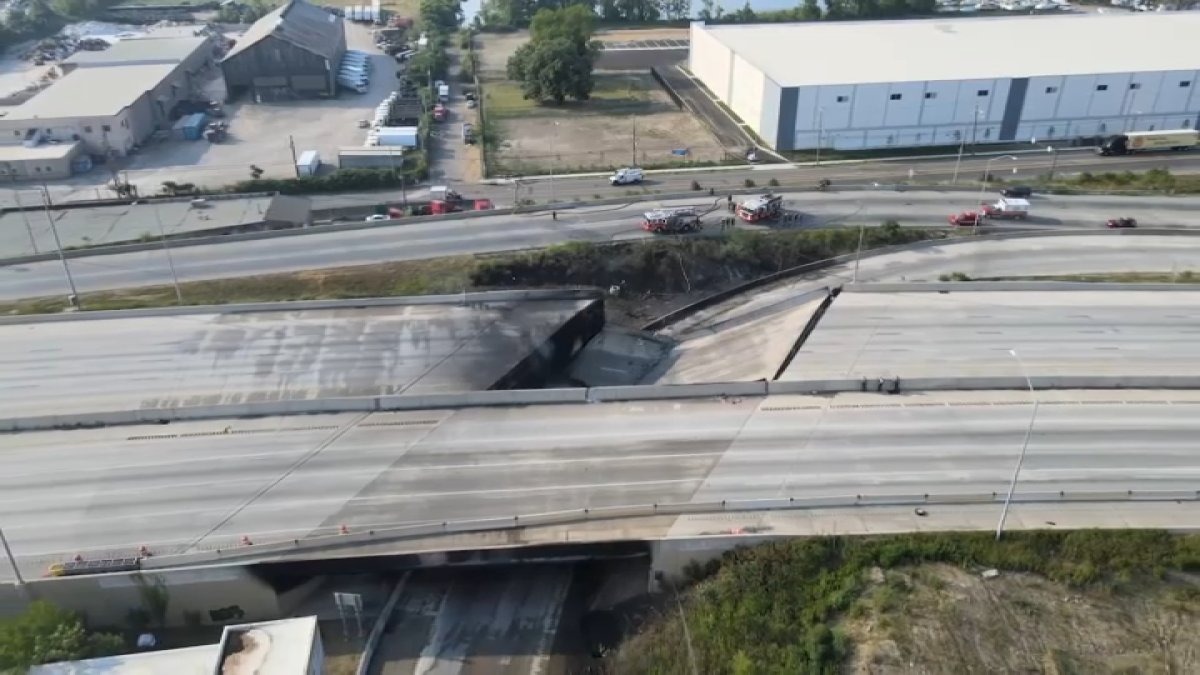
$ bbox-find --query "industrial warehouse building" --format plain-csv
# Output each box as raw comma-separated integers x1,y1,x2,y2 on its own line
0,35,217,178
688,13,1200,151
221,0,347,100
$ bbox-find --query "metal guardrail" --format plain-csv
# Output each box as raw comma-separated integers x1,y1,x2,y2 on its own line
134,489,1200,571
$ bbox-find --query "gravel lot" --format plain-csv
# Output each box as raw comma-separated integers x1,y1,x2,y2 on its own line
114,23,401,192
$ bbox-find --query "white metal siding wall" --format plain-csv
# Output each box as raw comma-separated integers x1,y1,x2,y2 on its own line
689,24,733,101
761,77,781,146
728,54,767,139
784,69,1200,150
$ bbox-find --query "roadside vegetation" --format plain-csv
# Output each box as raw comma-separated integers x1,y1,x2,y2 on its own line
610,531,1200,675
2,224,940,317
1041,167,1200,194
0,601,124,671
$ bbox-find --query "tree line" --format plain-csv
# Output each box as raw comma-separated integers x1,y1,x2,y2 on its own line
506,5,598,104
481,0,941,28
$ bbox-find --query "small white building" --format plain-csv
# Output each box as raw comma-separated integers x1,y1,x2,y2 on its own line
688,13,1200,151
28,615,324,675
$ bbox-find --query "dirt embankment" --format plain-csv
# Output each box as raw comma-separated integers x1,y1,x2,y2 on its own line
845,564,1200,675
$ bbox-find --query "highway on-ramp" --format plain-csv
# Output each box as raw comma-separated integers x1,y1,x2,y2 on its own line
5,191,1200,300
1,391,1199,576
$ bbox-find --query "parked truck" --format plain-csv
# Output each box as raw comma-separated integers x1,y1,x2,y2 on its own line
642,207,702,234
437,83,450,102
1097,129,1199,156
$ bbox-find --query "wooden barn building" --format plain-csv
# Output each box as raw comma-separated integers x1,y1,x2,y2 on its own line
221,0,346,100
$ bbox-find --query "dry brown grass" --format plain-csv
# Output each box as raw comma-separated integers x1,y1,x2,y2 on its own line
844,564,1200,675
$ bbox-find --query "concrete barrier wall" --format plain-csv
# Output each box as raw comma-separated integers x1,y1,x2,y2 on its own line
11,374,1200,432
588,381,768,402
1,565,286,625
136,489,1199,571
847,281,1200,294
0,289,604,326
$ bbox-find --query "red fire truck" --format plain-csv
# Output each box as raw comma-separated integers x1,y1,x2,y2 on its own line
642,207,702,234
736,194,784,223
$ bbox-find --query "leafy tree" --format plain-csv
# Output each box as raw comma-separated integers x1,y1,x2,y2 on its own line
799,0,823,19
507,5,598,104
420,0,462,32
507,37,594,104
660,0,691,19
529,4,595,45
0,601,124,671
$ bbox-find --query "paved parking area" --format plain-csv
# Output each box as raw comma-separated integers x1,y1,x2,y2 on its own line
598,38,689,50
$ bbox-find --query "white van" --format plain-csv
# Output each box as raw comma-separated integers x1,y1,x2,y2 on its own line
609,167,644,185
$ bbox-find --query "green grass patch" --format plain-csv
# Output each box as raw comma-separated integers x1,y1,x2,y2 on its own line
3,226,943,316
612,531,1200,674
482,73,662,120
1041,167,1200,194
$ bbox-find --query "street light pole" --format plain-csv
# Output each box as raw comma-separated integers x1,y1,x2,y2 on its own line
1047,145,1059,182
996,349,1039,540
952,106,981,185
0,526,25,591
852,221,866,283
550,121,559,205
815,107,824,166
12,189,39,254
40,188,80,307
975,155,1018,235
150,203,183,305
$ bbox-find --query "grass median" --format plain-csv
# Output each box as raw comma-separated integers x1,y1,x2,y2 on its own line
3,226,944,320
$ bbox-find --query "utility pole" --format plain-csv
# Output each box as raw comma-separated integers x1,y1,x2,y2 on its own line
288,135,300,178
631,117,638,167
12,189,39,254
0,527,26,595
41,189,79,308
815,107,824,166
151,203,183,305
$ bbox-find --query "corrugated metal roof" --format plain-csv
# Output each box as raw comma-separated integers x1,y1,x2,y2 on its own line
695,13,1200,87
223,0,343,63
2,64,177,120
63,36,208,67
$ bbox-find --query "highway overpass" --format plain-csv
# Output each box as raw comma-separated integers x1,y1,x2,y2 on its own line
5,192,1200,301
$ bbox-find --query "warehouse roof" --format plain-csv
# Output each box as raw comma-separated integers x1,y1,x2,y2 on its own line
63,36,209,67
695,13,1200,87
0,141,80,161
224,0,343,63
4,63,176,120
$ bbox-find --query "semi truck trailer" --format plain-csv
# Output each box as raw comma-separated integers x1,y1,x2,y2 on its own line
1097,129,1199,156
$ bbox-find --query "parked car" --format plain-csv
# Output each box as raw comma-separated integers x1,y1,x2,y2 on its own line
1001,185,1033,198
1106,217,1138,228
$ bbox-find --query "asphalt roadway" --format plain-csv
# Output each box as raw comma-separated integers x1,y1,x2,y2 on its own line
7,191,1200,301
3,391,1200,574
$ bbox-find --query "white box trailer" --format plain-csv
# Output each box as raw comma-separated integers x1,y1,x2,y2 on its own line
1098,129,1199,156
375,126,418,147
296,150,320,177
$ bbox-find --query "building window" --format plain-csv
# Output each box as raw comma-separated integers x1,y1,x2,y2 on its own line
835,95,848,103
83,125,93,133
45,166,51,172
1047,126,1056,138
102,124,111,132
121,120,128,128
889,93,902,101
1044,86,1058,94
1129,83,1141,90
924,92,936,99
12,130,19,137
1181,80,1193,88
1096,84,1108,91
33,167,40,173
977,89,989,97
983,128,992,139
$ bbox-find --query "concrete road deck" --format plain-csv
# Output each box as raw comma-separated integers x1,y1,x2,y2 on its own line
781,289,1200,381
0,297,594,420
3,390,1199,575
